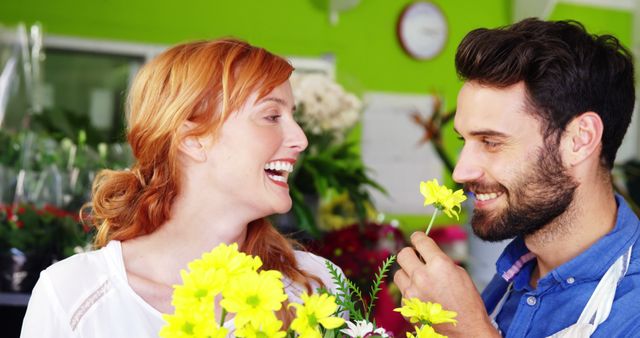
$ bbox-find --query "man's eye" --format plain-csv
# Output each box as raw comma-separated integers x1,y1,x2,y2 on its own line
483,139,500,148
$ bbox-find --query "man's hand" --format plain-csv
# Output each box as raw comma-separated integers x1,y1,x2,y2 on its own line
394,232,500,337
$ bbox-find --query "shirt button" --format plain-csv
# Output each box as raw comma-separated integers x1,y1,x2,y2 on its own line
527,296,537,306
567,277,575,284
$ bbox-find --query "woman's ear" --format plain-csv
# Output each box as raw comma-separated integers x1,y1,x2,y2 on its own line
561,112,603,167
178,121,207,162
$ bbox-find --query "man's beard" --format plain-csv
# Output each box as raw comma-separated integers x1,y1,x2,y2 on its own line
467,141,579,242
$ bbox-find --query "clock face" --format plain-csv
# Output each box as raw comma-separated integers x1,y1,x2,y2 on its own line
397,1,448,60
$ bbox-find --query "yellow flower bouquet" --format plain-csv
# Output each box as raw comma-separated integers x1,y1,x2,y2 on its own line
159,243,457,338
160,180,465,338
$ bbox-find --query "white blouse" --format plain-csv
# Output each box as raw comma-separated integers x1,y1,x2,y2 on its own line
20,241,341,337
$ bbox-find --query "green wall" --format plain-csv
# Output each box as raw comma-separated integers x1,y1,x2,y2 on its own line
550,3,632,46
0,1,633,232
1,1,629,103
0,0,509,109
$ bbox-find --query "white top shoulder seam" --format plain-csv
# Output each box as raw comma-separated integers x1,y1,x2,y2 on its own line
69,279,112,331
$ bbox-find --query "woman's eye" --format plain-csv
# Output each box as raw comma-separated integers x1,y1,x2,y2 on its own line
265,114,281,122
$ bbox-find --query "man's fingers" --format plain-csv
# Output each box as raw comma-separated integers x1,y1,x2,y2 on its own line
394,270,422,300
397,246,424,275
393,269,410,294
411,231,446,262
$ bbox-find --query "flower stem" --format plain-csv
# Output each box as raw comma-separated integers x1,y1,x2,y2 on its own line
425,208,439,235
219,308,227,325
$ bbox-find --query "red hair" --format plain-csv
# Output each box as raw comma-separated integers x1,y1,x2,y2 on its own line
85,39,320,322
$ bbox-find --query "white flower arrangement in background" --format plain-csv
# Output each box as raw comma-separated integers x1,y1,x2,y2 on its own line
290,72,361,146
284,72,384,238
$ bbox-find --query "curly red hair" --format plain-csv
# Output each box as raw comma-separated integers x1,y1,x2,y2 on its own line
85,38,320,323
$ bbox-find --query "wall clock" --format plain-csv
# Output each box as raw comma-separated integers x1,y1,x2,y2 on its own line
397,1,448,60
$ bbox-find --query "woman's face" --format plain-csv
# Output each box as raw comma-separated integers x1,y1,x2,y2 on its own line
203,80,307,217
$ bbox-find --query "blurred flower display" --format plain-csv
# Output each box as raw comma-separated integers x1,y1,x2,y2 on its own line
0,203,92,292
0,129,132,292
0,130,132,209
283,72,384,238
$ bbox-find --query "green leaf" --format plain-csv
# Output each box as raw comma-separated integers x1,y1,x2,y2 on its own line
324,260,365,321
323,329,337,338
366,255,397,321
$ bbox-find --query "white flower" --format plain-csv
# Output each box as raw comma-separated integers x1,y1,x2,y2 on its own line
340,320,374,337
373,327,391,337
73,243,93,254
290,72,362,141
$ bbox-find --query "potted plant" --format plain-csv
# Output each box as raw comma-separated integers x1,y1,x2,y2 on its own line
0,203,92,292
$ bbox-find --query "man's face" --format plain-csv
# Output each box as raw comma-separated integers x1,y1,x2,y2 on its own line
453,81,577,241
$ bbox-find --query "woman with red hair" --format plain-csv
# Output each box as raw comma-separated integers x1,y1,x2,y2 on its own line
21,38,339,337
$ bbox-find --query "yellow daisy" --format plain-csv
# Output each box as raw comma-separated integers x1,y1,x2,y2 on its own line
394,298,457,326
189,243,262,293
406,325,446,338
220,270,287,328
234,313,286,338
289,293,345,338
171,268,226,311
419,179,467,220
160,309,227,338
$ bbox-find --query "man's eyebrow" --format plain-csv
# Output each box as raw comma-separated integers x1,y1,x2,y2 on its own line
469,129,509,138
258,97,296,111
454,128,509,138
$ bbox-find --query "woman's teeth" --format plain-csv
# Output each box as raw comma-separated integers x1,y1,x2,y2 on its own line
264,161,293,172
267,174,287,183
264,161,294,184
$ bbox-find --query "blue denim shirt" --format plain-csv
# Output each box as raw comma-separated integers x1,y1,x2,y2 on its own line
481,195,640,337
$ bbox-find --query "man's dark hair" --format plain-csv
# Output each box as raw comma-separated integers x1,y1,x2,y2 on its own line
455,18,635,169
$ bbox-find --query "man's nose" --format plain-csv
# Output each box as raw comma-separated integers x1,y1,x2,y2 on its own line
452,146,483,184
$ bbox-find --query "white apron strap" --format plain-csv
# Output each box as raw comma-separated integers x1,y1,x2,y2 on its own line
489,283,512,334
547,245,633,338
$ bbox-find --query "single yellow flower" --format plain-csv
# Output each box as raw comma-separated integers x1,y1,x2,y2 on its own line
394,298,457,326
188,243,262,293
220,269,287,328
290,292,345,338
406,325,446,338
419,179,466,220
160,309,228,338
234,314,286,338
171,268,226,311
420,179,447,206
440,189,467,220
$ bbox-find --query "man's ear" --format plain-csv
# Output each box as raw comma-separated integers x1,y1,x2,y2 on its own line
178,121,207,162
561,112,603,167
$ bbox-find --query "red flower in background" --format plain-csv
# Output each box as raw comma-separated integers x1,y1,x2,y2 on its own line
1,204,23,228
0,203,93,256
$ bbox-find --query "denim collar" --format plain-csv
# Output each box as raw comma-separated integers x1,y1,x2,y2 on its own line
494,194,640,292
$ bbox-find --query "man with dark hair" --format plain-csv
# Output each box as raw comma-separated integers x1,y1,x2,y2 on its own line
395,18,640,337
